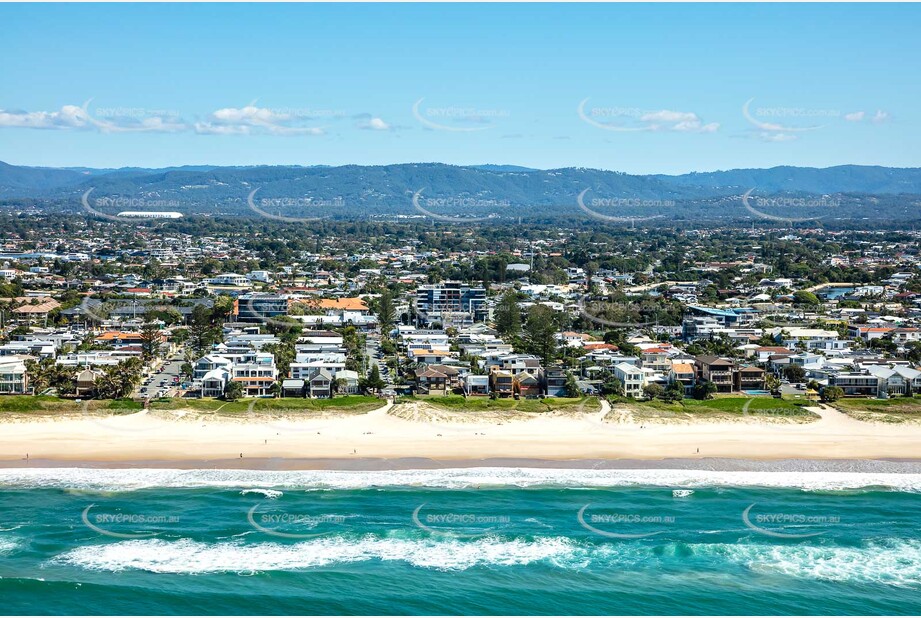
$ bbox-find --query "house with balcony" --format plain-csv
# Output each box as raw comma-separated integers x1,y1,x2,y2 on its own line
737,365,767,392
290,359,346,380
640,347,672,373
544,366,569,397
489,368,515,398
464,374,490,396
75,368,100,397
0,356,28,395
193,355,234,380
201,368,231,398
668,362,696,395
613,362,645,398
336,369,360,394
281,378,306,397
515,371,542,398
694,356,736,393
307,369,334,398
425,364,462,390
231,352,277,397
415,367,449,395
495,354,543,376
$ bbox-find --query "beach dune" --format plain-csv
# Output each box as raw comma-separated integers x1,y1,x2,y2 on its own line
0,400,919,467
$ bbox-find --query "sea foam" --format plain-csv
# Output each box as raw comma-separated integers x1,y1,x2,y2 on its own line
710,538,921,587
0,537,20,555
239,488,283,499
55,536,580,573
3,467,921,493
53,536,921,586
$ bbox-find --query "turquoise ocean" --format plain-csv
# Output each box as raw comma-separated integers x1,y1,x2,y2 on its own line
0,467,920,615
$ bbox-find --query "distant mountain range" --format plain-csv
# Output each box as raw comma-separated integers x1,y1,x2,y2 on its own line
2,160,920,223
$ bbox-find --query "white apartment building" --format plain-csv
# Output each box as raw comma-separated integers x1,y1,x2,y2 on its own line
613,362,645,398
0,356,28,394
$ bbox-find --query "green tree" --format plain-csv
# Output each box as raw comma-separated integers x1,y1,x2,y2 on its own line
692,380,717,400
783,364,807,383
564,371,581,398
601,374,624,397
643,383,664,400
493,291,522,337
94,358,143,399
662,380,685,403
223,381,244,401
139,311,162,360
362,364,385,393
793,290,821,306
821,385,844,403
264,342,295,379
523,304,558,367
188,304,220,355
376,289,396,334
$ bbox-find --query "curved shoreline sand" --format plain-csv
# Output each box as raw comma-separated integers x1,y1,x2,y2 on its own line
1,400,919,467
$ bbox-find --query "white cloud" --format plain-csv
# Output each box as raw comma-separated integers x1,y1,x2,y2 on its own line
359,117,391,131
0,105,90,129
196,105,324,135
845,111,865,122
872,110,890,124
0,103,187,133
0,102,332,136
193,122,253,136
639,109,719,133
92,115,187,134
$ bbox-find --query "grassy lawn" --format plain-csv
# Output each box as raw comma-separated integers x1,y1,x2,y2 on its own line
0,396,140,416
0,395,382,418
833,396,921,423
0,395,79,414
616,395,816,420
404,395,598,414
149,395,382,416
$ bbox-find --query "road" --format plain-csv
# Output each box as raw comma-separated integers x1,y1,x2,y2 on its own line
364,333,393,385
137,356,185,399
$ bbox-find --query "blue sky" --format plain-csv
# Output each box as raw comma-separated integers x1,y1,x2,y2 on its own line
1,3,918,173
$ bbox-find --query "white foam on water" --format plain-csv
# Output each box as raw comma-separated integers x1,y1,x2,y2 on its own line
3,467,921,493
707,538,921,587
55,536,580,573
53,534,921,585
240,489,283,499
0,537,20,555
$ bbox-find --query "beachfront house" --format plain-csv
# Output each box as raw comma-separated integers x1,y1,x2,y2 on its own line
0,356,28,394
613,362,644,398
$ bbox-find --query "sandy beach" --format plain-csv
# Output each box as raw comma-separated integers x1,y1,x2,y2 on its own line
0,399,919,467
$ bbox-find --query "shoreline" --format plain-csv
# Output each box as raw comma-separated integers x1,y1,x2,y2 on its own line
3,456,921,472
2,400,921,468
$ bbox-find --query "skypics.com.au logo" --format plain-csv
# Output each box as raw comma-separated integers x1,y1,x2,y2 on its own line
577,189,670,225
81,504,180,539
247,188,344,223
742,98,837,136
742,503,840,539
742,189,837,224
412,504,511,538
578,99,719,134
411,189,507,223
247,504,348,539
577,504,676,539
577,297,659,329
81,189,181,222
412,98,510,132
